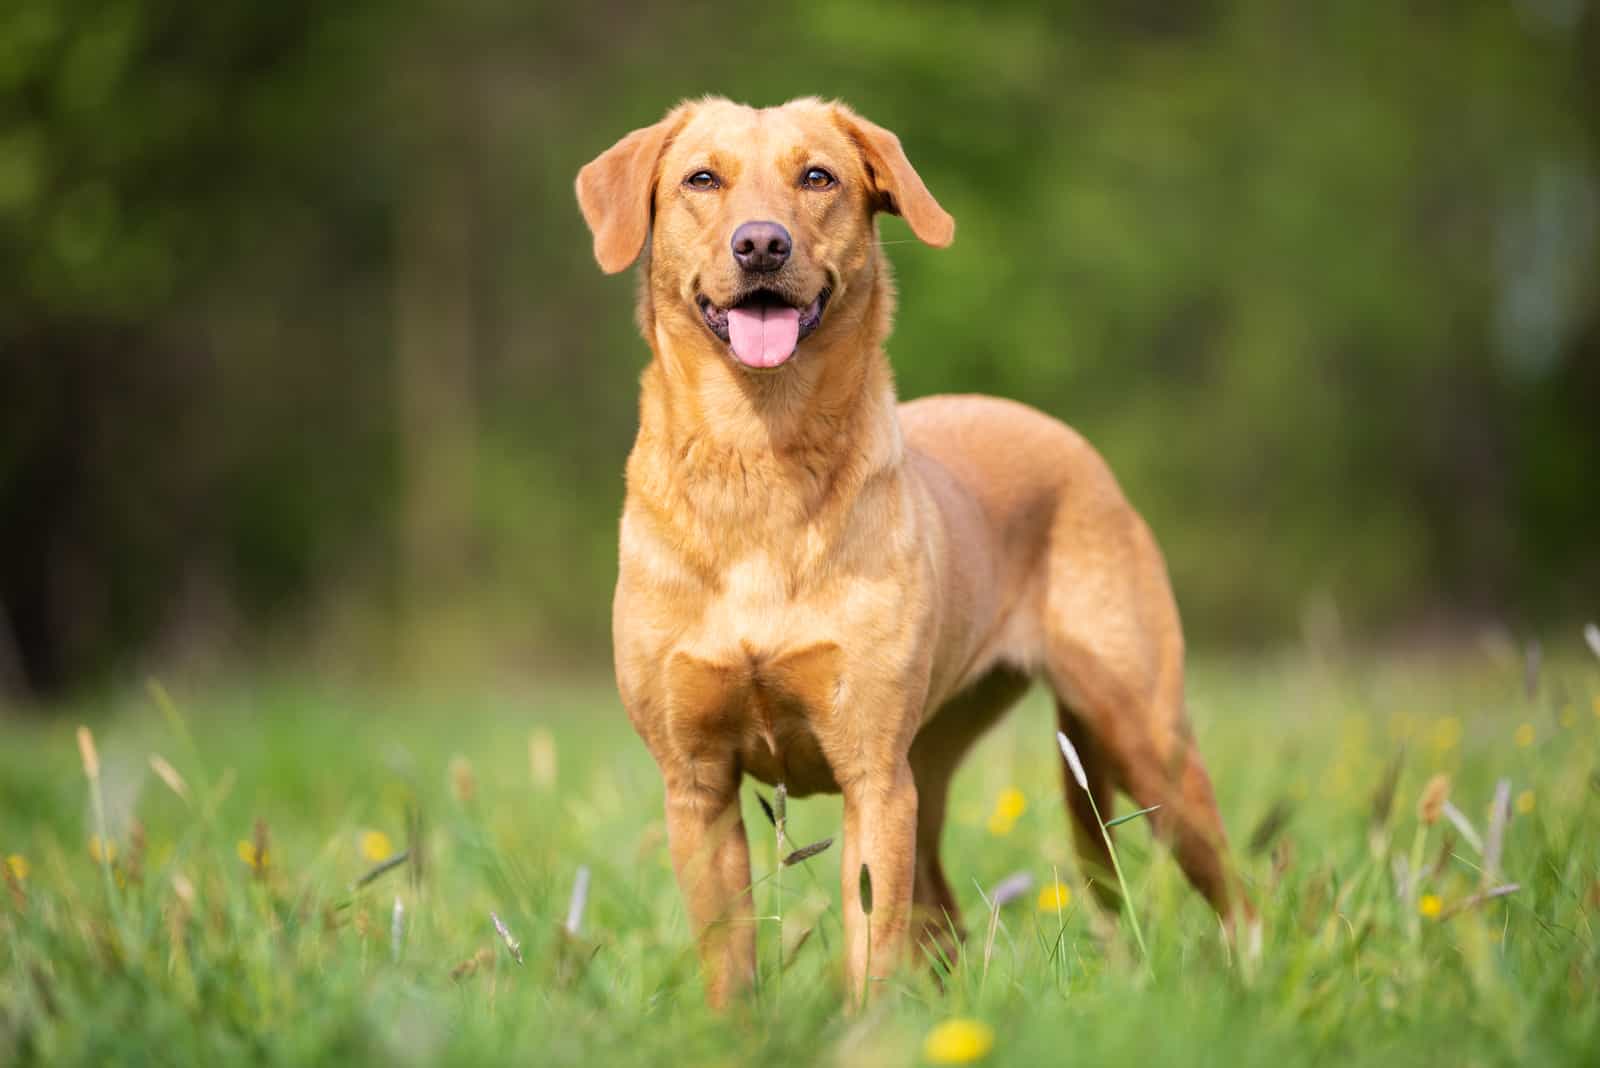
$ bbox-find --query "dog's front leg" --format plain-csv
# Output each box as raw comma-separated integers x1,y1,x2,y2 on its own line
840,760,918,1007
662,765,755,1008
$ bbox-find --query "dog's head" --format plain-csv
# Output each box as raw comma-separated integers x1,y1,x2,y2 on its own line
576,97,953,371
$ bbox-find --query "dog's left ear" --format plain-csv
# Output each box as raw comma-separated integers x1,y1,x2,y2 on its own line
834,107,955,248
575,107,690,274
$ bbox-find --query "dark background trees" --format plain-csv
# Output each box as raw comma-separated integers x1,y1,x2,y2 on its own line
2,0,1596,696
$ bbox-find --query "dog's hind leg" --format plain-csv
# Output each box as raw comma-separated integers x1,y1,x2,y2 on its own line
1042,511,1243,925
1049,651,1239,922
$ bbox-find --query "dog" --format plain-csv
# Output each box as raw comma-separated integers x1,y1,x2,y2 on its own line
576,96,1244,1007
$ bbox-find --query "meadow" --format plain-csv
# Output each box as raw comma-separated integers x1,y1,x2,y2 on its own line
2,645,1598,1066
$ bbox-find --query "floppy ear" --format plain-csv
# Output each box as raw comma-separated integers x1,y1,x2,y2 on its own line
575,108,688,274
835,108,955,248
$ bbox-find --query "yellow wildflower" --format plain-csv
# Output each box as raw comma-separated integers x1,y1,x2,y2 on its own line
1516,790,1535,815
236,840,268,871
1513,723,1534,749
923,1018,995,1064
5,854,27,881
1431,717,1462,752
1036,882,1072,913
360,830,394,862
1418,894,1442,919
986,788,1027,836
88,835,117,864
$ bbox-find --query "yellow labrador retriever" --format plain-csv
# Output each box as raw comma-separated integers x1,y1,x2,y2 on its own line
576,96,1244,1007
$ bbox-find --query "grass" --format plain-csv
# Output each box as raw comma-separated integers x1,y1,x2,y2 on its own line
2,650,1598,1066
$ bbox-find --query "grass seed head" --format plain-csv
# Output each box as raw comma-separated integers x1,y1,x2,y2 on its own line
148,754,190,803
528,728,558,789
88,835,117,864
1247,798,1295,856
1417,773,1450,825
858,863,874,916
565,865,590,935
76,726,100,780
1056,731,1089,792
782,837,834,867
491,910,523,964
1370,751,1404,830
1483,780,1511,881
987,871,1033,909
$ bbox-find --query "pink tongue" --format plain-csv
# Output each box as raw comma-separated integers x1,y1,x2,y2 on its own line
727,304,800,368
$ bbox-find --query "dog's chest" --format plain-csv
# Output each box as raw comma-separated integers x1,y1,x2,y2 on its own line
663,636,844,796
619,502,917,793
634,558,903,795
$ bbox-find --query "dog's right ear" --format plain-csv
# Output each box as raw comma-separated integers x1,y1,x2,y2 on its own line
575,107,690,274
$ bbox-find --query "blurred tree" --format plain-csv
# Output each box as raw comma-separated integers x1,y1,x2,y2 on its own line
1,0,1595,696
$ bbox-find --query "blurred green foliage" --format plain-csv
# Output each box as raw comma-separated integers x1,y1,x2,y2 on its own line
2,1,1597,692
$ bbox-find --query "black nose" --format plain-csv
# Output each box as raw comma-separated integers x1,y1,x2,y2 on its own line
730,220,792,273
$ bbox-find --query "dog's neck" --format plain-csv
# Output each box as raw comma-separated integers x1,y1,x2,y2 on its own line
627,261,903,561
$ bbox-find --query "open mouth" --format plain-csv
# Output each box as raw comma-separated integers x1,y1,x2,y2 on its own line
696,287,831,369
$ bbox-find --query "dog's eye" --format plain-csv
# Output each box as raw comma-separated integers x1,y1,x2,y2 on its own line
803,167,837,191
684,170,720,191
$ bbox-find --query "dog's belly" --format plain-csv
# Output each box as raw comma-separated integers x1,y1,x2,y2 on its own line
664,640,845,796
